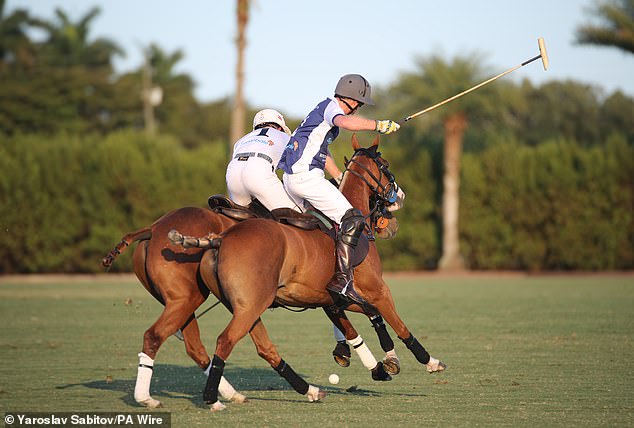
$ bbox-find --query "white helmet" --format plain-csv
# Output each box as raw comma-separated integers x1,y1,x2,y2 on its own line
252,109,291,135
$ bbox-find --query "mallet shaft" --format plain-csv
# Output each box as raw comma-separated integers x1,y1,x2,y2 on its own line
403,38,548,122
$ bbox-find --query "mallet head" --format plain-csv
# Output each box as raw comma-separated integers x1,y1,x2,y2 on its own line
538,37,549,71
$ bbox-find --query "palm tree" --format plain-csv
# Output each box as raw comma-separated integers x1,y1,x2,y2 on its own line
390,53,505,270
32,6,123,69
575,0,634,54
0,0,36,70
230,0,249,147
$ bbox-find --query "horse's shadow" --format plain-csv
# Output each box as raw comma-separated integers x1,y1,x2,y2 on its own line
56,364,424,408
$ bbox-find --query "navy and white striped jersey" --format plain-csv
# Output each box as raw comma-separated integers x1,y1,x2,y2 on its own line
278,97,345,174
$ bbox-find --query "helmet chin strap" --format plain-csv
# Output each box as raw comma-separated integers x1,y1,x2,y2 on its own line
337,96,360,114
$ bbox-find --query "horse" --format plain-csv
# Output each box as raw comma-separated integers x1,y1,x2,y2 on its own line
173,135,446,410
101,137,401,409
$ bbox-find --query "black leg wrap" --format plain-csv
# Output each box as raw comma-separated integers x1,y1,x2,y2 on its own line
370,315,394,352
401,334,430,364
274,359,309,395
203,354,225,404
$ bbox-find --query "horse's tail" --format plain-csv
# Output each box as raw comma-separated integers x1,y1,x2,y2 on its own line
167,229,222,250
102,227,152,269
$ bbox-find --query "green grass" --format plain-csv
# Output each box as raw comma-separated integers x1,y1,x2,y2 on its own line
0,275,633,427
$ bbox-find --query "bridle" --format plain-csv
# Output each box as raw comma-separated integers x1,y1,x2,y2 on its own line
343,148,400,239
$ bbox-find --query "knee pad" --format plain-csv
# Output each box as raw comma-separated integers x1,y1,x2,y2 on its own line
340,208,365,246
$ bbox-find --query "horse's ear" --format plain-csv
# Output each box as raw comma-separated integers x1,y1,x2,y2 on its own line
372,135,380,148
351,133,361,151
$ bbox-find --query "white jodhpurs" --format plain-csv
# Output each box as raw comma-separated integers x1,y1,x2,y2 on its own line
226,156,299,211
282,169,352,224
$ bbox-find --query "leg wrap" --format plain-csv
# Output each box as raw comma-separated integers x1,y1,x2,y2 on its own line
274,359,309,395
401,334,430,364
348,336,378,370
134,352,154,403
203,354,225,404
370,315,394,352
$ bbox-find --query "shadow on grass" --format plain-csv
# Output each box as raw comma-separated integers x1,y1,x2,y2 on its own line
55,364,421,408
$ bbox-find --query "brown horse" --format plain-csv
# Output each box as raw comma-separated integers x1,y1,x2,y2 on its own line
174,136,446,410
102,140,400,408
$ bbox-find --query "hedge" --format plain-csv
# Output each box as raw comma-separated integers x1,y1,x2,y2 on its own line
1,131,632,272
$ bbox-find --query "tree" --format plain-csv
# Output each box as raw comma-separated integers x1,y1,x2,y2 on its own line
0,0,36,71
389,53,508,270
575,0,634,54
230,0,249,149
31,6,123,69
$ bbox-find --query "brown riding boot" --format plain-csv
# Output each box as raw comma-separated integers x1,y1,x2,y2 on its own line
327,209,370,309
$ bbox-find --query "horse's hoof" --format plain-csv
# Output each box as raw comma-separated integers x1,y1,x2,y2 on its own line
371,362,392,382
229,392,247,403
332,341,351,367
137,397,162,408
306,385,326,402
426,356,447,374
209,401,226,412
382,355,400,375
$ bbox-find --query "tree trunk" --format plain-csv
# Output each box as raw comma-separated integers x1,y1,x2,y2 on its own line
439,113,467,271
230,0,248,149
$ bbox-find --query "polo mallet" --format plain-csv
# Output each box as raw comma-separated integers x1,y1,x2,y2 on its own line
403,38,549,122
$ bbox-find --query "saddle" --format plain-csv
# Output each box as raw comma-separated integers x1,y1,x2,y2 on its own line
207,195,368,267
207,194,271,220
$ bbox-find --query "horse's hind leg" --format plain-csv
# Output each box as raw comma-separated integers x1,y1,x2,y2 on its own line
135,297,205,408
248,319,326,402
181,318,246,404
204,312,326,410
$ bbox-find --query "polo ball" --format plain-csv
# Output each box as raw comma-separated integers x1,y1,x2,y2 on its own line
328,374,340,385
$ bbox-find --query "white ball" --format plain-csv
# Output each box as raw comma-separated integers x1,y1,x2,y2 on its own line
328,374,340,385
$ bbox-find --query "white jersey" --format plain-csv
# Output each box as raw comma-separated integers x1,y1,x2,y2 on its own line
226,127,298,211
231,127,290,166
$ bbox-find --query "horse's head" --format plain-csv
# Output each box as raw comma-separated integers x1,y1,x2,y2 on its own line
339,134,402,239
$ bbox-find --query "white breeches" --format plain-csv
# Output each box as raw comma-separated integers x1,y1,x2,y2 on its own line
226,157,298,211
283,169,352,224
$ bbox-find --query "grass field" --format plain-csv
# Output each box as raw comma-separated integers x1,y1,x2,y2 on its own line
0,274,633,427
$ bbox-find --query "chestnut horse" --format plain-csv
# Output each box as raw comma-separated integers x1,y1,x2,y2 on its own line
102,139,400,408
174,136,446,410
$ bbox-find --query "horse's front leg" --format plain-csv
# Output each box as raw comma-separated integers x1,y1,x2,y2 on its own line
248,318,327,402
368,284,446,375
323,307,391,381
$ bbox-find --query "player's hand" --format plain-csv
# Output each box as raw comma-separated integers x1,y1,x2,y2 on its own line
375,120,400,134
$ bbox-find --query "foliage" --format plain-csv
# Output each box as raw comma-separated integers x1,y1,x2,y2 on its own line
1,4,633,272
460,137,633,270
576,0,634,54
0,131,227,273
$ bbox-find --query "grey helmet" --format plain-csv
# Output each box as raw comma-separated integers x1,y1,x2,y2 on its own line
334,74,375,105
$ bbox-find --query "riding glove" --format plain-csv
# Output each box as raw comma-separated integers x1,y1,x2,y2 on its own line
375,120,401,134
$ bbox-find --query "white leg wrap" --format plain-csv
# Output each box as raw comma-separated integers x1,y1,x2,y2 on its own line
347,336,378,370
210,401,226,412
306,385,322,402
134,352,161,408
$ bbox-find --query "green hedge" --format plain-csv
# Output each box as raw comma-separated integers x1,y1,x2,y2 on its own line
0,131,227,273
460,136,633,270
1,132,632,273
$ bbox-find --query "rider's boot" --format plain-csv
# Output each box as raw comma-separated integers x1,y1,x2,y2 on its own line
327,209,370,309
